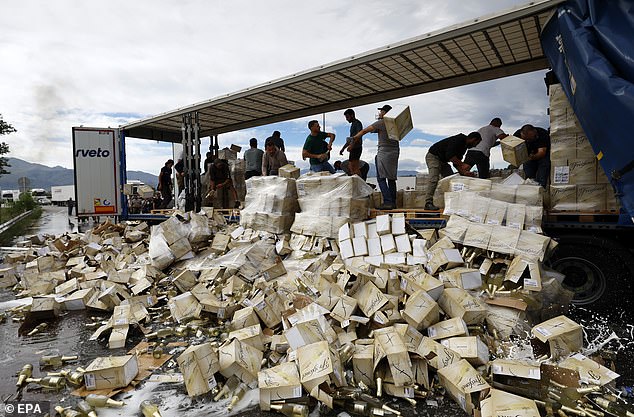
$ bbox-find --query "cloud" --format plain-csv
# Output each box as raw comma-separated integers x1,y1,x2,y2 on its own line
410,139,434,146
0,0,547,178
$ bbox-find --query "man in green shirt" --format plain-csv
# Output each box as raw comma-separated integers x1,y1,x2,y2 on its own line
302,120,336,173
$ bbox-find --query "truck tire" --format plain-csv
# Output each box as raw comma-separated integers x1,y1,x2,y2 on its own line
548,235,634,311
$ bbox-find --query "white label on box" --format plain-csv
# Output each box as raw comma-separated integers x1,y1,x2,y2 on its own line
404,387,415,398
84,373,96,389
374,314,386,324
297,183,305,197
288,316,299,326
428,327,437,337
293,386,302,397
452,183,465,192
523,278,538,288
208,375,217,388
256,301,266,311
217,308,226,318
554,166,570,184
243,299,254,307
114,318,128,326
534,326,552,337
528,368,541,379
288,350,297,362
262,272,270,281
341,319,350,328
400,279,408,291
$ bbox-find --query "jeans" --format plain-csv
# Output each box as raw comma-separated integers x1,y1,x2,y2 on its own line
425,153,454,204
310,161,335,174
463,150,490,179
377,178,397,207
523,157,550,188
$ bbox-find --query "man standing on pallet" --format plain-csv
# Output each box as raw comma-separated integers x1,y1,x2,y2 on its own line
339,108,364,176
423,132,482,211
158,159,174,209
514,124,551,188
302,120,336,173
464,117,508,179
351,104,398,210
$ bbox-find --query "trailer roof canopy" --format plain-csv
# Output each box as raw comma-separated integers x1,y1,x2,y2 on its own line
123,0,564,142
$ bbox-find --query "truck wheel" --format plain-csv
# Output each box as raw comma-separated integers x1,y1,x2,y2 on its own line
548,235,633,310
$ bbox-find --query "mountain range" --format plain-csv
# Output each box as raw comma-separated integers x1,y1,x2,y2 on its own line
0,157,419,191
0,158,157,191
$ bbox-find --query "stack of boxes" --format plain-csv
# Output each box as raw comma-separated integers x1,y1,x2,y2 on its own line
291,174,373,238
240,176,299,234
548,84,619,211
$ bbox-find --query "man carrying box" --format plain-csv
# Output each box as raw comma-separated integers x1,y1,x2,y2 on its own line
514,124,550,187
424,132,482,211
351,104,398,210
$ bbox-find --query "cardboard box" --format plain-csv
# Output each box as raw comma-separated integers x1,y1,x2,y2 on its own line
438,288,487,325
440,336,489,366
416,336,462,370
569,158,596,185
402,289,439,330
352,237,368,257
353,340,374,387
177,343,220,397
500,136,529,167
531,315,583,359
218,338,263,384
427,248,463,275
577,184,606,211
355,281,389,317
549,185,577,211
83,355,139,390
278,164,300,179
380,234,396,255
168,292,202,323
228,324,265,351
558,353,620,386
383,105,413,141
427,317,469,340
491,359,541,390
394,234,411,253
376,214,391,235
63,288,97,311
258,362,302,410
297,341,333,385
439,268,482,291
481,389,540,417
437,359,490,415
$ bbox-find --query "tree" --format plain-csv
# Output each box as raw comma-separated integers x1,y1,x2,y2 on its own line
0,114,14,176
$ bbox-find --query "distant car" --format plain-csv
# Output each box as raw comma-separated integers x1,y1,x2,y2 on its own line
36,197,52,205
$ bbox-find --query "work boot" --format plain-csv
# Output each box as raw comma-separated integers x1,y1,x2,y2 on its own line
424,202,439,211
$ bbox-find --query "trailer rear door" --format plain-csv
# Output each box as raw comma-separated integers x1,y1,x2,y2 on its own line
72,127,122,216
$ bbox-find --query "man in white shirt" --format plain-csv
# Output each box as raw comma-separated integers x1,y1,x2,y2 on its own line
463,117,507,179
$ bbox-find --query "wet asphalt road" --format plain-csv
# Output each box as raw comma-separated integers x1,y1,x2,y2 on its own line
0,206,632,417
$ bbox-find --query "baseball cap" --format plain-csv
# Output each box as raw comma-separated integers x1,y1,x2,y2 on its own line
377,104,392,113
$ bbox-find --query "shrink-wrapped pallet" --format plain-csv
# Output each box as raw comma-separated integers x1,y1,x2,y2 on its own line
241,176,298,234
291,174,372,238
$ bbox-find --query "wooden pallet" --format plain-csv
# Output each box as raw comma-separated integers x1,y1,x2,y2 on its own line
369,208,445,220
150,209,176,215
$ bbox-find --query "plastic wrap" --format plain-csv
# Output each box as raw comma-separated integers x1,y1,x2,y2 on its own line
291,175,372,238
241,176,298,234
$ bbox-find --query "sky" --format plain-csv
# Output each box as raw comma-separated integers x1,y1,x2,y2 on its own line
0,0,552,178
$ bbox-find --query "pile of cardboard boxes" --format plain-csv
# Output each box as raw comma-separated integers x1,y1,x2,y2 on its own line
0,174,623,417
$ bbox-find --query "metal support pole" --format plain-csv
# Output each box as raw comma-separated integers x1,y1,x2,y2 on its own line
193,112,201,212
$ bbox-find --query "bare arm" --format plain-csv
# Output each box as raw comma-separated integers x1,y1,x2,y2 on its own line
326,132,335,150
352,125,376,141
529,147,547,160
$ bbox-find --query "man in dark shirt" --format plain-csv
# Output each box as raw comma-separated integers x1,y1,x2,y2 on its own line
513,124,550,187
302,120,336,173
334,159,370,181
266,130,285,152
207,159,240,208
424,132,482,210
339,109,364,177
158,159,174,209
